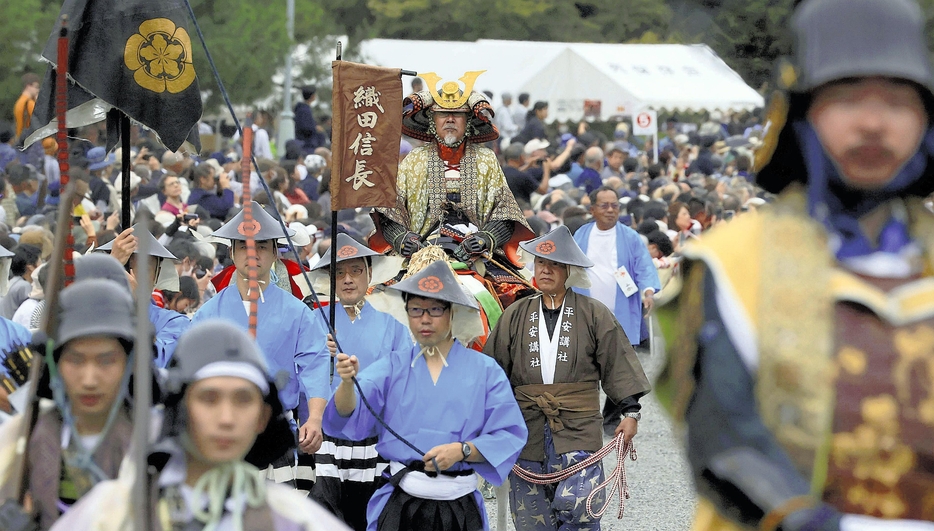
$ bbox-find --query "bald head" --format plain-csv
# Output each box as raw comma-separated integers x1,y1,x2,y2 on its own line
584,147,604,170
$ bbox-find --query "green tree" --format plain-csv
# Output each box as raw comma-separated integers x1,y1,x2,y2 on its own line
0,0,58,122
355,0,671,43
670,0,795,92
187,0,336,114
0,0,338,128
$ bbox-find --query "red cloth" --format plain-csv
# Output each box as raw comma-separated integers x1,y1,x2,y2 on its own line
284,188,310,205
437,142,466,166
151,290,166,308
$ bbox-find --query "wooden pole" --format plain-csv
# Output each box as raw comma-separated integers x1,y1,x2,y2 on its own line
240,127,259,338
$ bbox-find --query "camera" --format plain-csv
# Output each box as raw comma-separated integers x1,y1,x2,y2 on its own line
183,213,199,221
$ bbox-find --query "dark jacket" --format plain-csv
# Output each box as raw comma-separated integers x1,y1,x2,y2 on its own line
513,115,546,145
687,149,718,176
294,102,322,153
187,187,234,220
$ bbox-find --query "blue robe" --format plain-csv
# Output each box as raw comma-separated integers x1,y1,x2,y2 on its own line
0,317,31,350
191,283,329,409
323,341,528,531
149,303,190,369
573,221,661,345
0,317,32,377
309,301,412,396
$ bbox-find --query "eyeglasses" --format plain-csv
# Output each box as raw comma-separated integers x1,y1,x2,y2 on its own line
335,266,365,278
405,306,448,318
594,202,620,211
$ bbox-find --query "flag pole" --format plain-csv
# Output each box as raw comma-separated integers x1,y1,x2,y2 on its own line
130,209,153,531
1,18,74,511
329,40,342,386
121,113,131,230
240,126,259,338
55,16,75,286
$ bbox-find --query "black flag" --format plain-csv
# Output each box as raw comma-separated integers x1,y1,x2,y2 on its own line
28,0,203,152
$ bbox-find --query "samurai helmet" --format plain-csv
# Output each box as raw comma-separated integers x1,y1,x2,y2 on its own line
402,71,499,144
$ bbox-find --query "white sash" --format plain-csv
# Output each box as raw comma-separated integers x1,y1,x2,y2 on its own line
389,461,477,501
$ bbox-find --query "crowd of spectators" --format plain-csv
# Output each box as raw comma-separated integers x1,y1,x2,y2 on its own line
0,92,773,321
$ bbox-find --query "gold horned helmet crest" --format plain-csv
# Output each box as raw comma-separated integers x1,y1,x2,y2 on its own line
419,70,486,110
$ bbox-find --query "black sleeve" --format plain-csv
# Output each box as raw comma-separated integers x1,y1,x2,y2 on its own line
379,216,410,253
164,214,183,237
687,270,842,530
617,395,641,413
479,220,514,250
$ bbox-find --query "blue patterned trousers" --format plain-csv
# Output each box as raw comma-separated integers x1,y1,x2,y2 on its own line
509,424,605,531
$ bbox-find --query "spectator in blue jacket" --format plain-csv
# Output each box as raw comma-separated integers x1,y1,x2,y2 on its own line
186,163,234,220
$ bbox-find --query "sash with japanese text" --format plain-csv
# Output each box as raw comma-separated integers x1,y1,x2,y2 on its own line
330,61,402,211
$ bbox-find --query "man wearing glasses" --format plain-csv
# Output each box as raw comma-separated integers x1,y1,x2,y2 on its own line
324,260,526,531
573,185,659,434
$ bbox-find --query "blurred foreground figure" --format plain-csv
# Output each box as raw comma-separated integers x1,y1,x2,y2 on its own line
668,0,934,529
51,321,350,531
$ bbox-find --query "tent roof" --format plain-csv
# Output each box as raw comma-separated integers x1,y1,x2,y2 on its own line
358,39,764,122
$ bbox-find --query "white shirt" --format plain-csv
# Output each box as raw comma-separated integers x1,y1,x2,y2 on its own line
512,104,528,131
586,227,618,314
495,104,518,139
252,126,273,160
11,297,39,329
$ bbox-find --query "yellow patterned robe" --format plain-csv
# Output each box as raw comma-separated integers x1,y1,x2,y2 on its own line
376,142,528,238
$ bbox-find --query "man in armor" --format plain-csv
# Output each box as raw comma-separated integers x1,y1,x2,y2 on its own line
371,73,534,306
669,0,934,528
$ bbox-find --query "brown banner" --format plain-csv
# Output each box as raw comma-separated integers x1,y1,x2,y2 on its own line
330,61,402,211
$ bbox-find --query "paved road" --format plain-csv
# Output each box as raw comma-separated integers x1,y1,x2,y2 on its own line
483,318,697,530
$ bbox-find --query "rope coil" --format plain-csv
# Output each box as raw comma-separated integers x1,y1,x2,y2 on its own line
511,434,636,520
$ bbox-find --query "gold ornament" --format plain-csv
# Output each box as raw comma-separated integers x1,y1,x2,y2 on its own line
419,71,486,110
124,18,196,94
753,90,789,173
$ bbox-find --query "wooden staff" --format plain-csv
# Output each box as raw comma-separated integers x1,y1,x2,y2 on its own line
240,126,259,338
55,16,75,286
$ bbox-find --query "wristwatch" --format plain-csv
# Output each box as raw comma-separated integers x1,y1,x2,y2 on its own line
623,411,642,421
461,442,472,461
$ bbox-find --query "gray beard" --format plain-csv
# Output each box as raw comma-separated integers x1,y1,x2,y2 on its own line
441,132,462,147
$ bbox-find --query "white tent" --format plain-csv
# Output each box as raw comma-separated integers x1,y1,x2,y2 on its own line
358,39,764,122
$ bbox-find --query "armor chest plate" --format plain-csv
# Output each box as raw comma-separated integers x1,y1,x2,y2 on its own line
823,275,934,520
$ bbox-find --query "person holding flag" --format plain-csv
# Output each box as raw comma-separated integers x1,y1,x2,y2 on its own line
191,202,330,483
324,259,527,531
306,233,411,531
95,224,190,368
